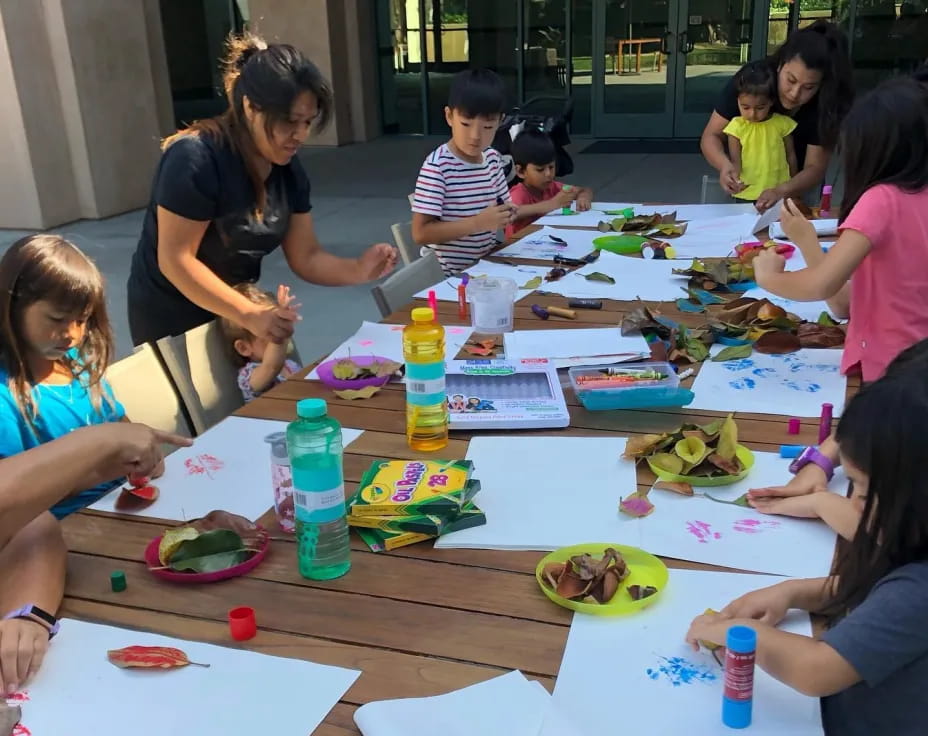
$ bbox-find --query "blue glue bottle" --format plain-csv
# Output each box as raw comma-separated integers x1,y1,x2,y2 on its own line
722,625,757,729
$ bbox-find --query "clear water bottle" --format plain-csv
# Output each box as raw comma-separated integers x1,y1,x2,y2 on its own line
404,307,449,451
287,398,350,580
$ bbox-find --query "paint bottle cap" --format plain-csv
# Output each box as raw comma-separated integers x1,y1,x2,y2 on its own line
110,570,127,593
411,307,435,323
788,418,801,434
228,606,257,641
822,185,833,195
726,625,757,653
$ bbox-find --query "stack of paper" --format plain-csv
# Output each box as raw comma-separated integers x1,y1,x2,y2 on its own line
503,328,649,366
354,671,554,736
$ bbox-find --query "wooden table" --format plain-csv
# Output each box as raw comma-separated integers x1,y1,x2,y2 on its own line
61,234,854,734
615,38,663,74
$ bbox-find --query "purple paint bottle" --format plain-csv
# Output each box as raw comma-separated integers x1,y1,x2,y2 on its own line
722,625,756,729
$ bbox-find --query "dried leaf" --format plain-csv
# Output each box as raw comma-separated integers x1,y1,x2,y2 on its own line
333,385,382,400
107,646,209,669
707,453,742,475
597,220,613,233
521,276,543,290
647,222,687,238
168,529,249,573
733,492,751,507
649,452,685,475
158,526,200,566
545,267,567,282
797,322,846,349
716,414,739,462
555,569,592,598
712,344,753,362
115,484,160,512
584,271,616,284
331,358,361,380
675,436,710,466
653,480,694,496
754,331,801,354
460,345,494,356
370,359,403,378
189,511,265,549
627,584,658,601
817,312,838,326
619,491,655,518
542,562,567,589
623,434,669,459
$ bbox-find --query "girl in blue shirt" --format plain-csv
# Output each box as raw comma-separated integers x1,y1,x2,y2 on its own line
0,235,140,519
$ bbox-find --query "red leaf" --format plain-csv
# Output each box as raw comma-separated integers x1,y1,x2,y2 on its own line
114,484,160,511
107,645,209,669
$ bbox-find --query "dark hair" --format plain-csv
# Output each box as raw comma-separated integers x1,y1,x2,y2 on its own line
885,338,928,377
447,69,507,118
511,130,556,168
219,282,275,368
839,77,928,224
0,235,114,427
774,20,854,149
164,33,333,218
914,62,928,85
733,60,775,100
825,372,928,617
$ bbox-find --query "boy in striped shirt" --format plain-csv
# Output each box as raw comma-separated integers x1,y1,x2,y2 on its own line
410,70,518,275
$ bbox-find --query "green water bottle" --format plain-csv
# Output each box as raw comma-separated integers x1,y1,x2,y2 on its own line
287,398,350,580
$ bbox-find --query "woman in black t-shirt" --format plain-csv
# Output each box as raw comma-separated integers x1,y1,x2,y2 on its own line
700,20,853,212
127,34,397,346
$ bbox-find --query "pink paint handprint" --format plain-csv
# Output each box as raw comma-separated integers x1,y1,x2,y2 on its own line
686,521,722,544
733,518,781,534
184,453,225,479
5,692,30,736
12,724,31,736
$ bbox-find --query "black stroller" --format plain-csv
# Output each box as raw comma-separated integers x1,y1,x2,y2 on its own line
492,95,574,187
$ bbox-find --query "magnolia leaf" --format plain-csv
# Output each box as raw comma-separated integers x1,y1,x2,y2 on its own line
649,452,685,475
333,385,382,400
168,529,248,573
754,331,802,354
797,322,846,349
584,271,616,284
712,344,754,362
716,414,739,462
169,550,249,573
158,526,200,566
817,312,838,326
627,584,659,601
521,276,543,290
107,646,209,669
623,434,669,459
696,418,724,438
620,305,676,339
331,358,361,380
610,217,627,231
755,301,788,322
619,491,655,518
115,484,160,512
687,288,725,305
707,452,742,475
675,436,710,465
370,359,403,378
648,222,687,238
653,480,694,496
682,336,710,362
704,492,751,507
676,298,706,313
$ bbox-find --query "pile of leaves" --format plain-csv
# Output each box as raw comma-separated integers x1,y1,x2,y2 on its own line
153,510,267,574
330,356,403,400
672,258,755,292
456,334,502,358
597,211,686,237
623,414,744,479
706,297,845,354
621,304,714,364
541,548,631,604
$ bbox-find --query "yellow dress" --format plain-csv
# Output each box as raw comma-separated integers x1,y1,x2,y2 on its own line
723,113,797,201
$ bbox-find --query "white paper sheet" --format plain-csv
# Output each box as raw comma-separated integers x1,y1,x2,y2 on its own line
540,251,684,301
496,226,599,261
533,201,642,227
542,568,823,736
414,261,550,303
533,202,758,228
354,671,552,736
752,199,784,234
770,218,839,239
7,619,359,736
504,328,649,363
435,436,641,550
688,347,846,417
307,321,473,378
636,451,842,577
741,288,834,323
663,213,758,257
89,416,364,522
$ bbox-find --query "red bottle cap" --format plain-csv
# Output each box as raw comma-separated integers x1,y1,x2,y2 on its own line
228,606,257,641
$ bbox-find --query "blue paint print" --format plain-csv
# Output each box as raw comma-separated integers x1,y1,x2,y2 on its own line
752,367,777,377
782,380,821,393
722,358,754,372
646,656,718,687
729,377,756,390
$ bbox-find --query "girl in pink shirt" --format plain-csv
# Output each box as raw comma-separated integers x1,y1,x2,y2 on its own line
753,77,928,382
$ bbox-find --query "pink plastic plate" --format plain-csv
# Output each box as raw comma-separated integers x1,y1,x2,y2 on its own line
737,241,795,259
144,527,269,584
314,355,396,391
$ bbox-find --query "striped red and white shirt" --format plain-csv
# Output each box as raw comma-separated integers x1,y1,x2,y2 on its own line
412,143,511,275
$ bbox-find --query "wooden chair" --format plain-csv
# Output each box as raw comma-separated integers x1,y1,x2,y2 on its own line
390,221,421,265
155,320,244,435
105,343,194,442
371,251,446,318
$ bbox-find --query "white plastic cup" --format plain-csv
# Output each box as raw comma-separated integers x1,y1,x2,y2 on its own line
467,277,517,333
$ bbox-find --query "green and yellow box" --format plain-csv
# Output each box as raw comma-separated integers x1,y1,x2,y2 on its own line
349,459,477,517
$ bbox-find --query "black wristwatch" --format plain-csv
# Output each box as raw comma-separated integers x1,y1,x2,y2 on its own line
3,605,60,639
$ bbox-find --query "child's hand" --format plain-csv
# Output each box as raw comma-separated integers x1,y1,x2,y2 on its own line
752,248,786,287
275,285,301,312
720,583,793,625
720,162,746,195
685,610,733,653
476,204,516,232
748,492,824,520
0,617,49,693
552,187,577,209
755,188,782,213
780,198,817,245
245,306,297,344
576,194,592,212
357,242,398,282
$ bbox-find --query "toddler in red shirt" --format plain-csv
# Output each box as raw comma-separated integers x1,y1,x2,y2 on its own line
505,130,593,239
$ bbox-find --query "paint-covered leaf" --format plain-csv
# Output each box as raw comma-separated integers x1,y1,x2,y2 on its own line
107,646,208,669
167,529,249,573
333,385,382,400
797,322,845,349
649,452,685,475
753,331,801,354
620,304,677,339
675,437,710,466
687,288,725,305
520,276,543,290
115,484,160,512
584,271,616,284
712,344,753,362
619,491,655,518
716,414,738,462
653,480,694,496
545,267,567,282
623,434,670,459
676,298,706,313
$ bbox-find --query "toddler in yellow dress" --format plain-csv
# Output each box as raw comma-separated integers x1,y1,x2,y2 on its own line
724,60,798,202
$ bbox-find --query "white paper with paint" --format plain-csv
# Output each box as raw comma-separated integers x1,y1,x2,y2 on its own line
307,321,473,378
540,251,684,301
354,670,553,736
504,328,649,363
533,201,642,227
435,436,641,550
752,199,783,234
89,416,364,521
636,451,842,577
663,213,758,257
741,288,835,323
541,568,823,736
688,347,846,417
8,618,360,736
770,218,839,239
496,226,600,261
413,261,549,303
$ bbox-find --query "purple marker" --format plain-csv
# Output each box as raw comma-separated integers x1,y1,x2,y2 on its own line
531,304,550,320
818,403,833,445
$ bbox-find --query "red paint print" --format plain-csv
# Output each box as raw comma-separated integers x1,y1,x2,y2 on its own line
5,691,29,704
12,725,31,736
686,520,722,544
184,453,225,479
733,518,781,534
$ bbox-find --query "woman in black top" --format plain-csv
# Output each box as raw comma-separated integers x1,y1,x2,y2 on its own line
700,20,854,212
128,34,397,346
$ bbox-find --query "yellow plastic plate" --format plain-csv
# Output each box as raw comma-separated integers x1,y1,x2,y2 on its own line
647,444,755,487
536,543,668,616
